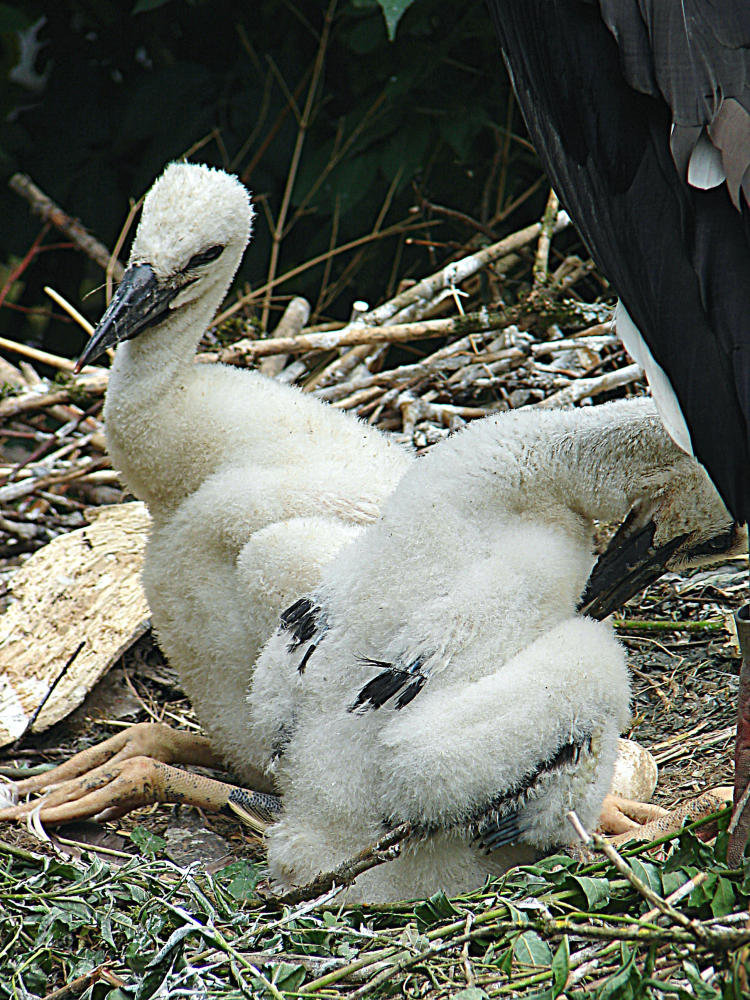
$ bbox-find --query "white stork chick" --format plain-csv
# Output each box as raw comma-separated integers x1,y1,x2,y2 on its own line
0,162,410,823
254,397,742,902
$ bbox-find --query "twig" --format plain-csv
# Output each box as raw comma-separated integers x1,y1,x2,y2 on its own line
43,286,94,335
320,346,527,404
532,189,560,290
261,822,412,906
531,333,618,356
107,197,142,303
366,212,569,328
0,333,105,376
261,0,337,329
9,173,124,277
532,363,643,408
0,225,50,312
41,964,123,1000
0,373,108,420
222,309,517,360
613,618,725,633
567,810,707,939
0,456,109,502
0,837,43,863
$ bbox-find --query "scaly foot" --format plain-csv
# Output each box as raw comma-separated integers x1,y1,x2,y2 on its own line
602,787,733,846
0,752,280,832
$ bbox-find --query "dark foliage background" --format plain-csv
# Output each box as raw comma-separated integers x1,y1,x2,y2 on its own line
0,0,551,358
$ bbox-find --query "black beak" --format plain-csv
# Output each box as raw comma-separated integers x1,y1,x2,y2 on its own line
578,512,688,621
74,263,179,372
578,509,741,621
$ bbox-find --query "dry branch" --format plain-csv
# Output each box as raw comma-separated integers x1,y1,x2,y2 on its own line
221,309,515,360
261,822,413,906
0,373,108,420
259,296,311,377
532,363,643,408
363,211,569,326
0,335,103,375
320,346,527,403
532,189,560,290
9,173,124,278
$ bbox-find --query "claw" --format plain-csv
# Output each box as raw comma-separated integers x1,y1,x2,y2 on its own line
606,787,732,846
598,793,669,836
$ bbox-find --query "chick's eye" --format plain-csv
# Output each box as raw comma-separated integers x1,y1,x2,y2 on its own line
185,245,224,270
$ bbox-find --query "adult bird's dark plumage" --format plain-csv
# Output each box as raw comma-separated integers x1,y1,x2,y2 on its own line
487,0,750,861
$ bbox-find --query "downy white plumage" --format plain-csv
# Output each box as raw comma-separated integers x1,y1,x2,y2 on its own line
0,162,410,820
254,397,741,902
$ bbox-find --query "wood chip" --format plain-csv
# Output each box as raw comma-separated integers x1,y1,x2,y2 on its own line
0,502,150,746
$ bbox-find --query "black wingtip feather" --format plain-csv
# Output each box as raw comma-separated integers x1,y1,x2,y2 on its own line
279,597,322,654
349,661,407,712
350,656,430,713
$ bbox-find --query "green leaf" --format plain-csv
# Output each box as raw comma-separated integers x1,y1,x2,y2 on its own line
690,872,718,909
504,900,530,925
665,829,715,870
100,912,116,950
272,963,306,992
628,857,663,896
414,890,459,928
599,948,637,1000
129,826,166,857
551,936,569,997
496,947,513,975
661,868,692,897
451,990,488,1000
683,960,721,999
512,930,552,967
217,860,260,900
571,875,612,910
374,0,414,39
710,876,736,918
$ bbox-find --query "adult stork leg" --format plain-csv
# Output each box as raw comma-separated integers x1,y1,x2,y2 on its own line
728,608,750,864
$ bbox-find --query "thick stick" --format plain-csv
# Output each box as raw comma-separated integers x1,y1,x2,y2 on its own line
533,363,643,408
9,174,123,278
222,309,514,360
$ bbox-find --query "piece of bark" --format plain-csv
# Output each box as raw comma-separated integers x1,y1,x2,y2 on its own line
0,502,151,745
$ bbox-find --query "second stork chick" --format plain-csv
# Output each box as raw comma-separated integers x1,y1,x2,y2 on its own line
1,162,410,824
255,397,743,902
